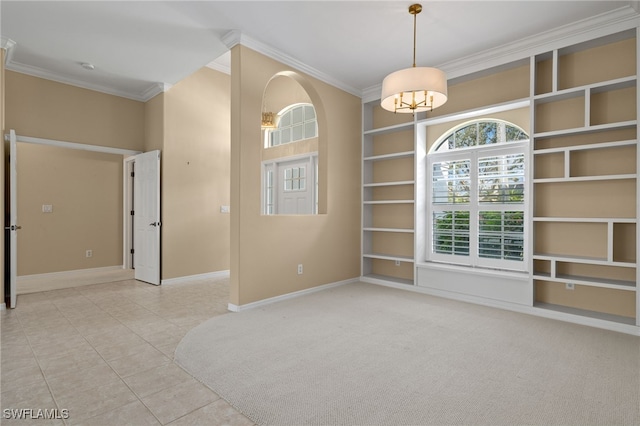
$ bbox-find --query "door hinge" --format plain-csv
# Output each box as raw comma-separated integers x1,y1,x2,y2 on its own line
130,210,134,216
131,171,135,177
130,249,134,254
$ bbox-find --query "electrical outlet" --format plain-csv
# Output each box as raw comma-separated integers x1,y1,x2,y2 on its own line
565,283,574,290
395,260,401,266
86,250,93,258
297,264,303,275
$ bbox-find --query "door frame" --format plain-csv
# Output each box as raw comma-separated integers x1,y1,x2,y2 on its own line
5,130,141,307
123,156,135,269
261,152,318,215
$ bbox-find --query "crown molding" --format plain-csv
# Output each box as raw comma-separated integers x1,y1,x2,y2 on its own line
4,58,168,102
205,59,230,75
141,82,172,100
1,37,16,51
362,5,640,104
3,36,168,102
221,29,361,98
1,37,17,64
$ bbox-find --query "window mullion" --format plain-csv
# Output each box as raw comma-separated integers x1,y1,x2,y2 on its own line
469,151,479,267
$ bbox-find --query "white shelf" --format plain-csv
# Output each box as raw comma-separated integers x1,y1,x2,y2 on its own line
363,227,414,233
533,139,637,155
533,253,636,267
363,200,415,205
363,121,414,136
534,302,636,326
533,174,636,183
363,180,415,188
532,273,635,291
363,253,414,262
532,217,636,223
364,151,414,162
361,273,414,286
533,120,637,139
533,75,636,104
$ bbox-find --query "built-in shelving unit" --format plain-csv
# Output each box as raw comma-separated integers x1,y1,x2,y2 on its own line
361,23,639,334
531,29,638,328
362,104,416,286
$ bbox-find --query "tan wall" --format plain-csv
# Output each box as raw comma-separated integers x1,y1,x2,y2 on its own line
16,144,123,275
230,46,361,305
428,63,530,118
5,72,145,277
5,72,144,150
162,67,231,279
145,93,164,152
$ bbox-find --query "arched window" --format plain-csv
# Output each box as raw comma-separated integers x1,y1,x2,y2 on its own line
268,103,317,147
428,119,529,271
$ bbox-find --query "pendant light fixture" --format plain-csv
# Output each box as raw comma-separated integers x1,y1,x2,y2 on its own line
381,4,448,113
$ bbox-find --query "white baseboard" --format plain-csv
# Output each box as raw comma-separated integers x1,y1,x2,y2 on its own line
228,277,359,312
161,270,230,285
363,278,640,337
17,266,132,294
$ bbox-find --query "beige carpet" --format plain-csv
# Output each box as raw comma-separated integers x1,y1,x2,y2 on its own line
175,282,640,425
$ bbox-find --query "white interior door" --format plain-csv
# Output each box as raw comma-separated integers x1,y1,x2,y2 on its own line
8,130,19,308
133,150,161,285
277,157,313,215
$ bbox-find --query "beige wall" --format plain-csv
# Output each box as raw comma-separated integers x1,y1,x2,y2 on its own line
5,72,144,278
5,72,144,150
4,66,231,284
230,46,361,306
162,67,231,279
145,93,164,152
16,144,123,275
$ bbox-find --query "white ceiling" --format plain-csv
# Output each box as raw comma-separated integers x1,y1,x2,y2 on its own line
1,1,638,102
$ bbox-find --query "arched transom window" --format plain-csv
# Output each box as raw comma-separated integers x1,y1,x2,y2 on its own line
268,103,317,147
428,119,529,271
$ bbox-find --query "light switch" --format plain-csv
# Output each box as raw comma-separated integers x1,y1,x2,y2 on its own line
220,205,230,213
42,204,53,213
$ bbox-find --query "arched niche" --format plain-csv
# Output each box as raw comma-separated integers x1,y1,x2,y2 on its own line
260,72,327,215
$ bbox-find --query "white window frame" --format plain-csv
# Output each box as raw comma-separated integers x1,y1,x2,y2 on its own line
427,126,529,272
265,103,318,148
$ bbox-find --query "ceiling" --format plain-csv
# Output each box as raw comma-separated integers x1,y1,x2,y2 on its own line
1,1,638,102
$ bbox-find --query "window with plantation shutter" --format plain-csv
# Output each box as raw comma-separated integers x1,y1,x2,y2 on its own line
428,119,529,271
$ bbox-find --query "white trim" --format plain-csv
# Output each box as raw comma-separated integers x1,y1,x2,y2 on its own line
17,266,131,294
1,37,16,63
0,303,5,311
141,82,172,101
418,100,531,128
4,59,166,102
221,30,361,98
228,278,358,312
123,156,135,270
161,270,230,285
5,133,141,156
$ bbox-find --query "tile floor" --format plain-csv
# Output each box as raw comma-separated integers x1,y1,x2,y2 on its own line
1,277,255,425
